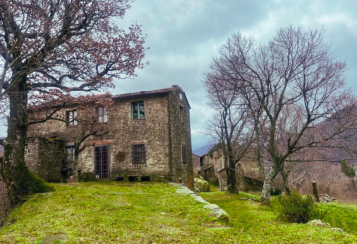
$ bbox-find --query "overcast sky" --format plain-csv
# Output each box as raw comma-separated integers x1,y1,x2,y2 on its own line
1,0,357,150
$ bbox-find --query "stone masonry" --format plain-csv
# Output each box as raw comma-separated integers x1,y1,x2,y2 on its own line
25,86,193,185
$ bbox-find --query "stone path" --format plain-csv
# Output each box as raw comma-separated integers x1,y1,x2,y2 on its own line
169,183,229,223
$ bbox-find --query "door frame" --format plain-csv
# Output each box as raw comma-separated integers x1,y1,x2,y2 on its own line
94,145,110,179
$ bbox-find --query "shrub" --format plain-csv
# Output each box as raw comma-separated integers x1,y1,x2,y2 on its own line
271,188,282,196
274,191,327,223
341,159,355,178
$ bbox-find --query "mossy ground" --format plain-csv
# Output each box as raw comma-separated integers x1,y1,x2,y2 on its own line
0,182,356,243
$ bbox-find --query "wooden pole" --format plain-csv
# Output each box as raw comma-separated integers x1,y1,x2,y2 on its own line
312,181,320,202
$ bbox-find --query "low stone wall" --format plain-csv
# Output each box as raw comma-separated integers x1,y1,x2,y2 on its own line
170,182,229,223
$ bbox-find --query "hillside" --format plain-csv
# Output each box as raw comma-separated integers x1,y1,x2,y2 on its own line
0,182,356,243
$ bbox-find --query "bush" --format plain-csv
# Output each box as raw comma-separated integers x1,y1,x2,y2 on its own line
274,191,327,223
271,188,282,196
341,159,355,178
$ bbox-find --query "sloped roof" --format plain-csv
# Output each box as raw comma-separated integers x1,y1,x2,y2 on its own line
29,85,191,111
112,86,191,109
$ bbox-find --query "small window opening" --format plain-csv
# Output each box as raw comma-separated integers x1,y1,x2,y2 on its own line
141,176,151,182
128,176,139,182
182,145,187,163
180,106,184,123
115,176,124,181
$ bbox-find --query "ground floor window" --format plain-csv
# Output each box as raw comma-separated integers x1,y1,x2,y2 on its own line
132,144,146,164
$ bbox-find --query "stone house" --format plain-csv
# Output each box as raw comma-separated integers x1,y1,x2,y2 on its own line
193,144,264,191
25,85,193,185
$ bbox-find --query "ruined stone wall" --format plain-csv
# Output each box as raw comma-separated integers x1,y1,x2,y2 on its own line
192,154,200,177
167,87,193,185
27,87,193,182
25,138,66,182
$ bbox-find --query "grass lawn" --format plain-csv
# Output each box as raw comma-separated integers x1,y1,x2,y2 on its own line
0,182,356,243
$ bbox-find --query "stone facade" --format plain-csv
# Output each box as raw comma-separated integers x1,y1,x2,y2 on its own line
196,148,264,191
192,154,200,177
25,86,193,185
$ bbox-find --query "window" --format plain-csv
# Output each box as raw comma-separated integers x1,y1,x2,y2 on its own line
96,106,108,123
67,110,77,126
65,145,75,162
132,101,145,119
182,145,187,163
180,106,184,123
132,144,146,164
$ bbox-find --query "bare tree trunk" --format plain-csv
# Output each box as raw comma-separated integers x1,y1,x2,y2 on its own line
0,76,31,205
281,170,291,195
227,163,238,194
72,150,80,182
261,168,280,206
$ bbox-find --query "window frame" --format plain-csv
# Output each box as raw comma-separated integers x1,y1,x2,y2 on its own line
132,101,145,120
132,144,146,164
96,106,108,123
66,109,78,126
180,105,184,123
65,145,75,162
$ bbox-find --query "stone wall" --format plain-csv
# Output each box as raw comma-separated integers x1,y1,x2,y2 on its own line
167,86,193,185
25,138,66,182
192,154,200,177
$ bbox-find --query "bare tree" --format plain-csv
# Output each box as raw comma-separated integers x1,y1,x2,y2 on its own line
28,93,114,182
204,74,254,193
0,0,147,205
208,25,356,205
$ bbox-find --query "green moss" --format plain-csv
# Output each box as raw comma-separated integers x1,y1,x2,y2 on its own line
17,172,54,194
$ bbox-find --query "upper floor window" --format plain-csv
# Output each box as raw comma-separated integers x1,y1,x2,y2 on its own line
180,106,184,123
67,110,77,126
132,144,146,164
96,106,108,123
132,101,145,119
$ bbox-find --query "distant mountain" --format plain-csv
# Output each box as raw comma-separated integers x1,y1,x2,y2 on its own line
192,144,216,157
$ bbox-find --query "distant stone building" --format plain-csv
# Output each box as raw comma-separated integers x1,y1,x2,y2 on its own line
25,86,193,185
193,144,264,191
192,153,200,177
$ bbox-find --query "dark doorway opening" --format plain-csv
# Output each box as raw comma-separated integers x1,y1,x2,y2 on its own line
95,146,109,179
